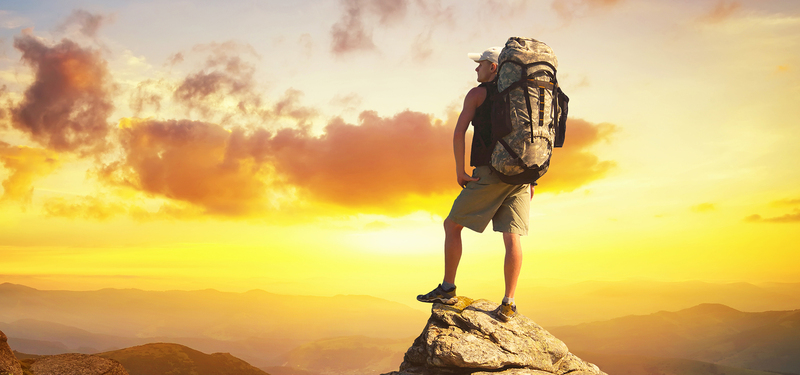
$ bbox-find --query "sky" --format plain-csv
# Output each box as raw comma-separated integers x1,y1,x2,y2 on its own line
0,0,799,307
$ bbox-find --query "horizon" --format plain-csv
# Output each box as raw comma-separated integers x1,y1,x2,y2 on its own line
1,0,799,306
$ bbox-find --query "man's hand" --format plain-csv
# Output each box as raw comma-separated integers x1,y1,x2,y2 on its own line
458,171,479,188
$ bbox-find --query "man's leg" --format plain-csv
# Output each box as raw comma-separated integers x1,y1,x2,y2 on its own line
502,232,522,299
443,217,464,285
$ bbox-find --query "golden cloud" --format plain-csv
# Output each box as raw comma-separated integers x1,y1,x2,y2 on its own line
745,210,800,223
43,194,127,221
536,118,617,193
692,203,716,213
0,142,60,204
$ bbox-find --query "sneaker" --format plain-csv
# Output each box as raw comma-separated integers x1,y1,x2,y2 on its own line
416,284,457,304
496,302,516,322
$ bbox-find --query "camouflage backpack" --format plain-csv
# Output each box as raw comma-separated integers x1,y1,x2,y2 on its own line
490,37,569,185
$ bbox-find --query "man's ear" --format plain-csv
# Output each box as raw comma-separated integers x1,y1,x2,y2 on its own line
491,63,498,73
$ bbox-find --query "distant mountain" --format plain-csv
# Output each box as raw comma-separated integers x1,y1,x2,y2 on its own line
0,319,143,354
0,283,427,367
550,303,800,374
573,351,785,375
277,335,412,375
508,280,800,327
99,342,268,375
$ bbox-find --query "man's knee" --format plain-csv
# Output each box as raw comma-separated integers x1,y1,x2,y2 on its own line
502,232,521,249
444,217,464,234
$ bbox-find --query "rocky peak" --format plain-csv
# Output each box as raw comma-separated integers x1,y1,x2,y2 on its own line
0,330,23,375
385,297,606,375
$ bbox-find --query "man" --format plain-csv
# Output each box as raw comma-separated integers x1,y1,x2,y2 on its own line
416,47,532,322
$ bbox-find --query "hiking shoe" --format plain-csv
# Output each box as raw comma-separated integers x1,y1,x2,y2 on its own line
416,284,457,304
496,302,517,322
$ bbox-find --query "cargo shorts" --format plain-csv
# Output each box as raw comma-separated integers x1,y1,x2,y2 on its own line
447,166,530,235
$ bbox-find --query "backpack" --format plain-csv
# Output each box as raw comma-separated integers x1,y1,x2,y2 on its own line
490,37,569,185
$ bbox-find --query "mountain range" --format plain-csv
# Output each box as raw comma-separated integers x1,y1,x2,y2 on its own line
0,282,426,367
3,282,800,374
550,303,800,374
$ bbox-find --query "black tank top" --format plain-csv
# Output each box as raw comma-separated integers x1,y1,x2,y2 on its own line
470,80,496,167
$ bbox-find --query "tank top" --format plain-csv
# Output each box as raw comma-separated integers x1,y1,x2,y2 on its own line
470,80,497,167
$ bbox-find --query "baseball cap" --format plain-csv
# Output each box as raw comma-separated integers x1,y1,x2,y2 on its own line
467,47,502,64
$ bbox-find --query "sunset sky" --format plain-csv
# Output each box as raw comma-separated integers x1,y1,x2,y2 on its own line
1,0,798,307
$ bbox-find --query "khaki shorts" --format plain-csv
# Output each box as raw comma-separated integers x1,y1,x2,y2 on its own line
447,166,530,235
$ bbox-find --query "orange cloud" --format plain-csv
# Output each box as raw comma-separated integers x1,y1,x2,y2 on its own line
0,142,60,204
536,119,617,193
699,0,741,24
97,118,278,217
95,112,618,218
268,110,453,210
10,32,114,155
95,110,453,217
551,0,623,22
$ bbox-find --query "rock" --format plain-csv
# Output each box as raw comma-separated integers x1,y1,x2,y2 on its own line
29,353,129,375
385,297,606,375
0,330,23,375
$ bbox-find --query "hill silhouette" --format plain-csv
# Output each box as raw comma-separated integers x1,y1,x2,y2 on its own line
100,343,268,375
550,303,800,374
573,351,785,375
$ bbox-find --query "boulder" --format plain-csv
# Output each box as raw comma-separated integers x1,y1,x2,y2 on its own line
0,330,23,375
30,353,129,375
385,297,606,375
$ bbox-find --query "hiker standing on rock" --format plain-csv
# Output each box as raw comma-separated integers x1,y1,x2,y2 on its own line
417,47,532,322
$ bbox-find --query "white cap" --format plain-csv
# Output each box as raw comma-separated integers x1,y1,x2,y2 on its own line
467,47,502,64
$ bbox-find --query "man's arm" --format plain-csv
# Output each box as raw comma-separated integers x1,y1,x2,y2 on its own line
453,87,486,187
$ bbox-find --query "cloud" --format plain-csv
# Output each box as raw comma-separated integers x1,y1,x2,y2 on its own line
746,198,800,223
551,0,623,22
330,92,363,110
95,110,619,218
0,142,60,204
331,0,378,55
411,30,433,62
268,110,453,210
10,31,114,155
96,109,454,217
0,10,30,29
173,42,261,118
699,0,741,24
770,198,800,207
97,118,281,217
298,34,314,58
165,52,184,66
691,203,716,212
537,119,617,193
128,79,165,116
745,210,800,223
56,9,114,38
43,194,127,220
